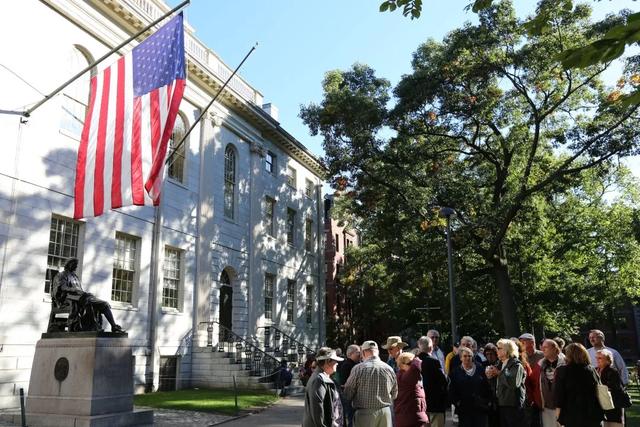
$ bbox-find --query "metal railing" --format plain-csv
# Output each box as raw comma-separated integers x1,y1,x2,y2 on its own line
201,321,282,383
259,325,316,364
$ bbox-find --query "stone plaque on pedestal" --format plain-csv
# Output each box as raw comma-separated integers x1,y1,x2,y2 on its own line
26,333,153,427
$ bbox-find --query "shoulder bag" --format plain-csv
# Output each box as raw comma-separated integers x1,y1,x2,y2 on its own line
593,369,615,410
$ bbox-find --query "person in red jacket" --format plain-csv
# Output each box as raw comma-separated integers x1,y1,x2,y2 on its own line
394,352,429,427
515,339,541,427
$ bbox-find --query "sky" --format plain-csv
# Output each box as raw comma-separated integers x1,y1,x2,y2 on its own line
170,0,639,174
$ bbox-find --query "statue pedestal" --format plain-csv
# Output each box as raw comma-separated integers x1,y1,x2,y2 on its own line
26,333,153,427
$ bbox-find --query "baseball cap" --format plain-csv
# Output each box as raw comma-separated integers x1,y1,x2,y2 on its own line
519,333,535,341
360,340,378,351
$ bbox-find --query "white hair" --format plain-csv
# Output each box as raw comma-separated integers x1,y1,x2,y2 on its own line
596,348,614,366
418,336,433,353
346,344,360,357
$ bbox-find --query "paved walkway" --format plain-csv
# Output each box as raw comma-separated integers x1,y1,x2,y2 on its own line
218,394,304,426
1,398,457,426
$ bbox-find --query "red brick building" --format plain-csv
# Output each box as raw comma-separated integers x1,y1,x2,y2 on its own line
324,196,360,342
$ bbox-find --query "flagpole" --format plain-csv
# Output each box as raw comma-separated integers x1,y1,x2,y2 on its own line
166,42,258,168
22,0,190,118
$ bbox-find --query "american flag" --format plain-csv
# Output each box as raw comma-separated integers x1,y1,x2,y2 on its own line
74,13,186,219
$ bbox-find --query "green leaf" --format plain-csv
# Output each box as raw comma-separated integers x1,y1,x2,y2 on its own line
523,14,552,36
379,1,390,12
619,89,640,108
627,12,640,25
471,0,493,13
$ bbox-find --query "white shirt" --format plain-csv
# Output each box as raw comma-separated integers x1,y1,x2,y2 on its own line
588,345,629,385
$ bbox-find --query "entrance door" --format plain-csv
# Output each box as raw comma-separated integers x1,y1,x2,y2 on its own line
220,285,233,332
218,270,233,343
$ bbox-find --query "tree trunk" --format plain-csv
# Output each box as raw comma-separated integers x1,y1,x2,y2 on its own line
492,256,520,337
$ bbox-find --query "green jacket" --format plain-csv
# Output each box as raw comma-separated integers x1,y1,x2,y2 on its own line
496,357,526,408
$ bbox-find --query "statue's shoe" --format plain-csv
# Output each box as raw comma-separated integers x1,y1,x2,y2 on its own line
112,325,126,333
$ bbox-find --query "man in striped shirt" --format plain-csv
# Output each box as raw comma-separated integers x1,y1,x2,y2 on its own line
343,340,398,427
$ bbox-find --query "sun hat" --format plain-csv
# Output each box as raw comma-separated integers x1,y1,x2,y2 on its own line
382,336,408,350
316,347,344,362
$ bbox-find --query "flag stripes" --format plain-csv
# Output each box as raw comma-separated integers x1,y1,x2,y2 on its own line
73,13,186,219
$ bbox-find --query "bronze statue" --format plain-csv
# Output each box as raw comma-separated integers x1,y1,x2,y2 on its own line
50,258,124,333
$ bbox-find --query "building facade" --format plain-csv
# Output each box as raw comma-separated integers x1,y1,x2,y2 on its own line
0,0,325,408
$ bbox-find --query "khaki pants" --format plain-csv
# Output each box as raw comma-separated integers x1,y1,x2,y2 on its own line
541,408,560,427
428,412,445,427
354,406,392,427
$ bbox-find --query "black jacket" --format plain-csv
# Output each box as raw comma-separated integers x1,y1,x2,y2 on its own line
418,352,449,412
554,364,604,427
599,365,624,423
449,363,492,415
336,358,358,388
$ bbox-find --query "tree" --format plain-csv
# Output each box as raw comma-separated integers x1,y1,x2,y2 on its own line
380,1,640,105
302,0,640,336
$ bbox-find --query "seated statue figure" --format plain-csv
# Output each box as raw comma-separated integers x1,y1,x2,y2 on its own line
52,258,125,333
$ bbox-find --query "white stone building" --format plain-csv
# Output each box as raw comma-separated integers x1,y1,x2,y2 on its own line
0,0,326,408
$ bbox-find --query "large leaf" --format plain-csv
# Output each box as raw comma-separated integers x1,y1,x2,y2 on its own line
471,0,493,13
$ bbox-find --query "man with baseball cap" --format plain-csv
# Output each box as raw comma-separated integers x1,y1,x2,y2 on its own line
519,333,542,427
382,336,408,373
519,333,544,365
344,340,398,427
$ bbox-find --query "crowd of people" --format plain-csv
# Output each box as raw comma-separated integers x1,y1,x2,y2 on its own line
302,329,633,427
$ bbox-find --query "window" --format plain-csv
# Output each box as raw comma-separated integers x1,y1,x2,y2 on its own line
305,179,314,198
264,274,275,320
265,151,276,174
60,45,94,136
264,197,275,237
286,166,297,188
335,234,339,252
112,232,138,304
162,247,182,309
305,219,313,252
287,280,296,322
159,356,178,391
287,208,296,246
45,216,81,294
224,145,236,219
168,113,187,183
306,284,314,324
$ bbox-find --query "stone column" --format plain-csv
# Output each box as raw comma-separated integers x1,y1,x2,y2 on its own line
247,139,265,342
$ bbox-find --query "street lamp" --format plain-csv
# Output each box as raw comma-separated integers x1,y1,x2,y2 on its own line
439,207,457,347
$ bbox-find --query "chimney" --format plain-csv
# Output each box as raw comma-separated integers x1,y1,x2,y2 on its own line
262,103,279,122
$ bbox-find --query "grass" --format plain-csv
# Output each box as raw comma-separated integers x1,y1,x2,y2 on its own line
133,388,280,415
627,385,640,427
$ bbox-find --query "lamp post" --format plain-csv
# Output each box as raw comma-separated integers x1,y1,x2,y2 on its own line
439,207,457,346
